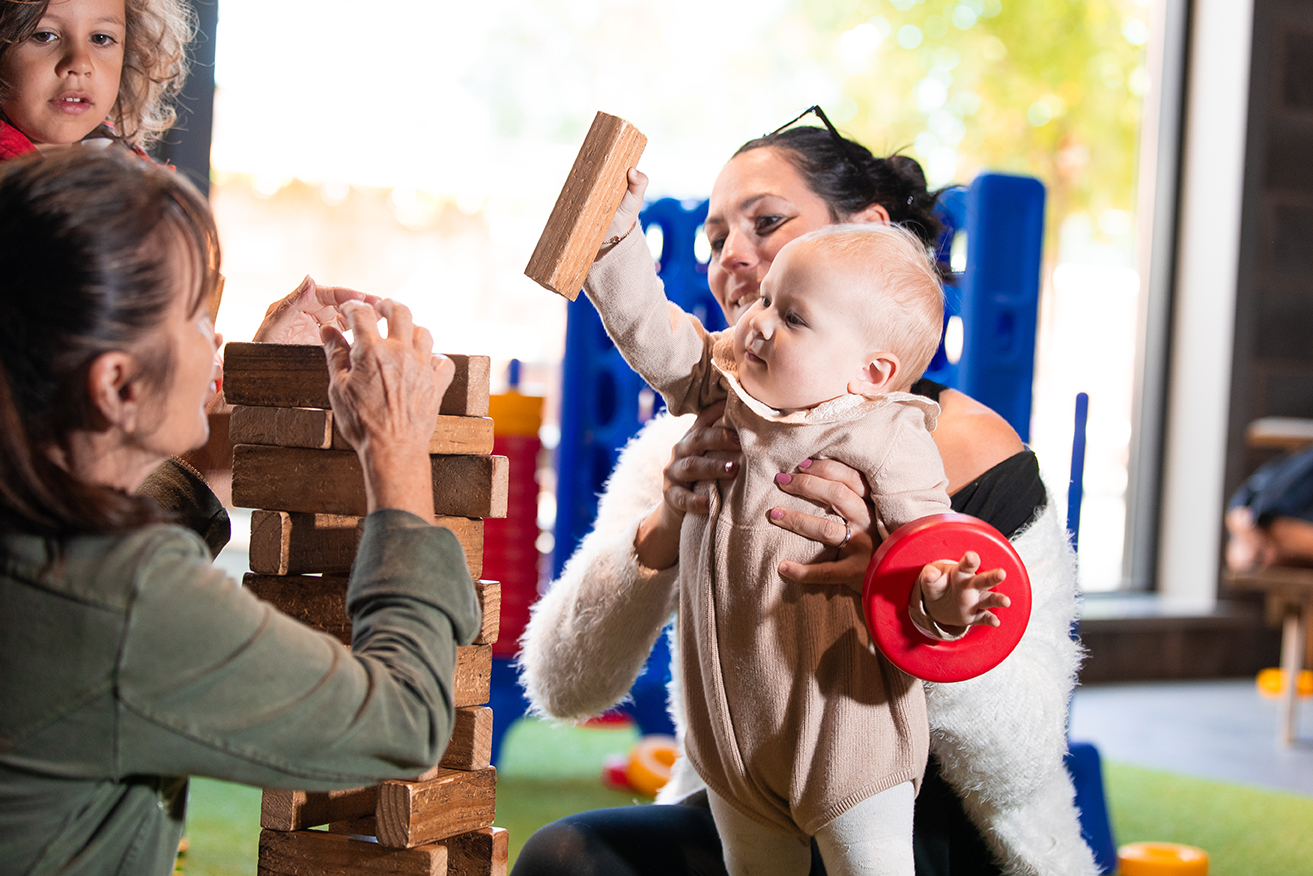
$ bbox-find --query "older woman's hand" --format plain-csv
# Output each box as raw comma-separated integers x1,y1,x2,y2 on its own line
769,457,876,589
321,299,453,519
253,275,382,345
634,402,742,571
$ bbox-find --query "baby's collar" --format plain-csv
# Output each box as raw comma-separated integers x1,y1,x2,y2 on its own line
713,360,940,429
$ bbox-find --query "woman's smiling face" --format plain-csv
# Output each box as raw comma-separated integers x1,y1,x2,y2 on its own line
704,147,836,326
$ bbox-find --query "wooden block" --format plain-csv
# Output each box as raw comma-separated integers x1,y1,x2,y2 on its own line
473,581,500,646
258,828,446,875
525,111,647,300
230,405,334,449
330,416,495,456
245,577,498,652
244,573,351,642
375,768,497,849
232,446,508,519
442,707,494,771
232,405,495,456
262,785,378,831
224,343,491,416
249,511,483,578
448,827,509,876
455,645,492,708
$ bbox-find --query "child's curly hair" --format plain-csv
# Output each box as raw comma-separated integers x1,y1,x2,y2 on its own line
0,0,195,150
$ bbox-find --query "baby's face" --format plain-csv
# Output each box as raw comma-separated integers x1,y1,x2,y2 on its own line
732,241,881,412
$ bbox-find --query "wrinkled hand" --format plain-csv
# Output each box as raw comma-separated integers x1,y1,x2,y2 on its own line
597,168,648,259
916,551,1010,632
253,275,381,345
770,458,876,589
321,299,453,517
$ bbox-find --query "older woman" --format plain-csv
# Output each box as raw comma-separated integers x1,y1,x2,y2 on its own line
0,148,480,875
515,118,1095,876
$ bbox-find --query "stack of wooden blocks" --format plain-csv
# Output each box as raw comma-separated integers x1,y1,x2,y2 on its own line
223,342,510,875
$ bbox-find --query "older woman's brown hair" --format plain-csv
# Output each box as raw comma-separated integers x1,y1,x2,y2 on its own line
0,147,220,535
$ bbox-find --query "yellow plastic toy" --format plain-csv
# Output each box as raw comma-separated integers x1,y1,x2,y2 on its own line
1256,666,1313,699
624,734,678,797
1117,841,1208,875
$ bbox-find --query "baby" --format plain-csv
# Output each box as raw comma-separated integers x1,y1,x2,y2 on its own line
584,219,1008,875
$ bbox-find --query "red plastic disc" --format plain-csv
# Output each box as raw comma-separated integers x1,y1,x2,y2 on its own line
862,513,1031,683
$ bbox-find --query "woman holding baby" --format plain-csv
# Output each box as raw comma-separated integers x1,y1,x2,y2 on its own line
514,111,1096,876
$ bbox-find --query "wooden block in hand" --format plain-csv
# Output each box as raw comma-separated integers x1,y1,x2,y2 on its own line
258,828,446,875
448,827,509,876
232,446,508,518
231,405,495,456
455,645,492,708
375,767,497,848
261,785,378,831
525,111,647,300
224,343,491,416
244,573,351,642
249,511,484,578
473,581,500,646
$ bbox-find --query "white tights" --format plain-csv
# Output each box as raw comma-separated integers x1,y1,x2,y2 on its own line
706,782,916,876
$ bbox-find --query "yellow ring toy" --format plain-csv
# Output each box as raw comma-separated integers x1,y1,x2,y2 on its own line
1118,841,1209,875
625,734,678,797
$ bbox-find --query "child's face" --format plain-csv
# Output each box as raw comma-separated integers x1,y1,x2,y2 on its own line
732,241,887,412
0,0,125,146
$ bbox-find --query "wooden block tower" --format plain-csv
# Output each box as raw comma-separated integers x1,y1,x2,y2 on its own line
224,341,510,876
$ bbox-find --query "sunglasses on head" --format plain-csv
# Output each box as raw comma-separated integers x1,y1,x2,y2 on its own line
767,104,847,141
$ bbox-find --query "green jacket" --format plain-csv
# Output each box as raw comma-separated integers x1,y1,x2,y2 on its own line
0,502,481,875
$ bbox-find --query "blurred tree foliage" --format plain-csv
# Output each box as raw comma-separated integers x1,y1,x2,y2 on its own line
785,0,1150,251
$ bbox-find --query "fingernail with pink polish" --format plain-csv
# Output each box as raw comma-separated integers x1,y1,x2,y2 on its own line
798,459,812,469
775,472,792,485
770,509,783,520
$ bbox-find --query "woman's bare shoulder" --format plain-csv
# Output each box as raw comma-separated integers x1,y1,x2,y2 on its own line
933,388,1025,494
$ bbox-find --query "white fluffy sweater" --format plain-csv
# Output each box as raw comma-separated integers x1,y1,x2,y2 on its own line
519,412,1098,875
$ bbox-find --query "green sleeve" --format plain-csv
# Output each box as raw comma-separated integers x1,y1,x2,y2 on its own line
111,510,480,789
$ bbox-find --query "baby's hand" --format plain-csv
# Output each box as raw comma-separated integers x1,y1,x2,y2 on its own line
597,168,648,259
914,551,1010,635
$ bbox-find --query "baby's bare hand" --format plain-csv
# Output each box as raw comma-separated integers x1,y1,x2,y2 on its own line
918,551,1010,630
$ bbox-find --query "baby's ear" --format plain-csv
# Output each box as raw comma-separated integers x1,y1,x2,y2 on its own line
849,352,901,398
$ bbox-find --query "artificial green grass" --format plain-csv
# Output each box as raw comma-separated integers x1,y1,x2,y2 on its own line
1104,762,1313,876
179,719,1313,874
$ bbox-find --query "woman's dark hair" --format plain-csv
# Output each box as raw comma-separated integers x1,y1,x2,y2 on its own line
734,125,945,248
0,147,220,536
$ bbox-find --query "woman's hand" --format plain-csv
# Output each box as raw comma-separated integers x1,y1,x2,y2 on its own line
321,299,454,519
597,168,649,260
634,402,741,571
769,457,876,589
253,275,382,345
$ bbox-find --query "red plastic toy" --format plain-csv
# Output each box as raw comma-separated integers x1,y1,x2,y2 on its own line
863,513,1032,683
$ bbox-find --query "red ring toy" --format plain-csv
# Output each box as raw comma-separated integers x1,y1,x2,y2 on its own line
862,513,1031,683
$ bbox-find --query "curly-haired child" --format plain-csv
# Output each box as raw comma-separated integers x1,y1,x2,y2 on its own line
0,0,192,159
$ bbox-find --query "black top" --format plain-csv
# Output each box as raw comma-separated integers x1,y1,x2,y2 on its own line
912,378,1047,538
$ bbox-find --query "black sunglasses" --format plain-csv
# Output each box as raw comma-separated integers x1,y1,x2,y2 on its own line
767,104,847,141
